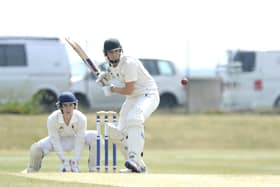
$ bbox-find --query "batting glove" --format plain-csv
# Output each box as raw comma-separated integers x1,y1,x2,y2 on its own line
60,158,71,172
96,71,112,86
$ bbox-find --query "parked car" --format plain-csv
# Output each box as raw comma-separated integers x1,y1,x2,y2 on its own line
71,58,187,110
0,36,71,111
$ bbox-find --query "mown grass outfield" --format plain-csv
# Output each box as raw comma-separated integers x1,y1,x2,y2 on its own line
1,112,280,186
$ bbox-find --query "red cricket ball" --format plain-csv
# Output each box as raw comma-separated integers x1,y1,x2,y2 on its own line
181,77,188,86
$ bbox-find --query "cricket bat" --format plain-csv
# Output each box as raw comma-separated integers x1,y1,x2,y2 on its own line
65,37,100,77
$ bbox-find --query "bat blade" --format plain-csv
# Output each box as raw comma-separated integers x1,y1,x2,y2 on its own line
65,38,100,76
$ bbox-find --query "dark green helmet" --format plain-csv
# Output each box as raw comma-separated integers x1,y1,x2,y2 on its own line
103,38,122,55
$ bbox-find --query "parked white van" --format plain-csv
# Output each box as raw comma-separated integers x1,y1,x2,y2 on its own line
71,58,187,110
0,36,71,111
216,50,280,111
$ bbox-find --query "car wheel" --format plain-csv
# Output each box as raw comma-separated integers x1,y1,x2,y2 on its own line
159,94,178,109
33,90,57,113
75,93,90,110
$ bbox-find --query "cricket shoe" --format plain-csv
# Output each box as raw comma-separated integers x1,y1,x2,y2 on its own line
124,160,147,173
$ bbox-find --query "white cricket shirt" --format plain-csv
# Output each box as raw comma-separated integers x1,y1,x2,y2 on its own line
47,109,87,161
109,56,158,97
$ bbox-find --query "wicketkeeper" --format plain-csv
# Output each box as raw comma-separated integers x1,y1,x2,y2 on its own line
23,92,98,173
96,38,160,173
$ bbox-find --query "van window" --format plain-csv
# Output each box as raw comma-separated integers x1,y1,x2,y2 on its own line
140,59,175,76
157,60,175,76
0,44,27,66
140,59,159,75
233,51,255,72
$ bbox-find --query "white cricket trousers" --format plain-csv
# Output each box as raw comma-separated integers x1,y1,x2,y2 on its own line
119,92,159,166
118,92,160,130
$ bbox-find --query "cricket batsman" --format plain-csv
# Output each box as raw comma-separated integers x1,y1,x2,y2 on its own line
23,92,98,173
96,38,160,173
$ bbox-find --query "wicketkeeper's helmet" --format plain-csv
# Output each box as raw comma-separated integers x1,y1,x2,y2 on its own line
103,38,122,55
56,92,78,108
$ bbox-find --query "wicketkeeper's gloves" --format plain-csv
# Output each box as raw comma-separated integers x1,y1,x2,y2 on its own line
60,158,71,172
70,159,80,172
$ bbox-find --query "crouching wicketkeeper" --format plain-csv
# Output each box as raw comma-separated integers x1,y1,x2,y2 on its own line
22,92,98,173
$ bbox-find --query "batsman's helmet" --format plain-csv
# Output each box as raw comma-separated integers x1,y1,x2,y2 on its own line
103,38,122,55
56,92,78,108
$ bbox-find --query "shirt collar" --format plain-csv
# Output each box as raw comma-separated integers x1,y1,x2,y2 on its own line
57,110,78,124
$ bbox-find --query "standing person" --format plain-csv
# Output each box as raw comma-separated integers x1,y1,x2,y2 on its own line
23,92,98,173
96,38,160,173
